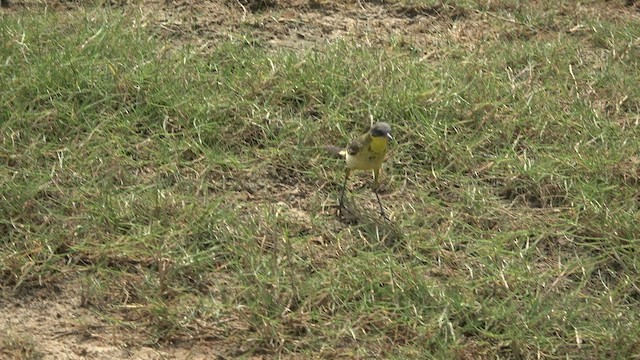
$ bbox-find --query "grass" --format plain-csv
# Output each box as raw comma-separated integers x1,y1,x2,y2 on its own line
1,0,639,358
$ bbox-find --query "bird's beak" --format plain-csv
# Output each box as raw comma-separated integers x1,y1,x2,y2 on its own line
386,133,393,140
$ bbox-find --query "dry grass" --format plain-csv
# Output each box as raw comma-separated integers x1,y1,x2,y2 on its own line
1,0,639,358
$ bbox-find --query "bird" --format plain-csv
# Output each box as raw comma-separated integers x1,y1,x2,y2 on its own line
326,122,393,218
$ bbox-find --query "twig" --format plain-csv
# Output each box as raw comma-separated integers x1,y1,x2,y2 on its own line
235,0,247,21
477,9,534,29
569,64,580,99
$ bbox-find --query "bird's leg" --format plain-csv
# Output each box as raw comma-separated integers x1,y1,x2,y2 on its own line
339,168,350,209
373,168,388,220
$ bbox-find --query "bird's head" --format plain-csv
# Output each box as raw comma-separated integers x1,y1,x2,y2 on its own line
370,122,392,141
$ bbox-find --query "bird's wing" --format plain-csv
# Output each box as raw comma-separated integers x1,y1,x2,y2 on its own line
346,136,365,156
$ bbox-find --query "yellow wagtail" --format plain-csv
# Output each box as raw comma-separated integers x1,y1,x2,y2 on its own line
326,122,393,218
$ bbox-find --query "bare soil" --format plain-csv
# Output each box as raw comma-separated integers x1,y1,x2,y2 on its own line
1,0,638,358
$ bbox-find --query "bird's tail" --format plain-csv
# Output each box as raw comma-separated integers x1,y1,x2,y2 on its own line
323,146,346,159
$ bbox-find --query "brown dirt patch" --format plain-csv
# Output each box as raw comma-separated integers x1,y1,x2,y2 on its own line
1,0,639,358
0,283,220,359
149,0,463,52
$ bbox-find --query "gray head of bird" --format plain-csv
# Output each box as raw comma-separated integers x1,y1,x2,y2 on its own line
370,122,392,140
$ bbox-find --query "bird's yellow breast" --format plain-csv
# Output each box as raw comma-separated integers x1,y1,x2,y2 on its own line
369,136,388,153
345,137,388,171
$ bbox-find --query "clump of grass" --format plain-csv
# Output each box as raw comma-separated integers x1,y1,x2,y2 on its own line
1,1,639,358
1,332,43,360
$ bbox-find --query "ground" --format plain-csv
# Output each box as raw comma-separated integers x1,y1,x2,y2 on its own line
1,0,639,359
